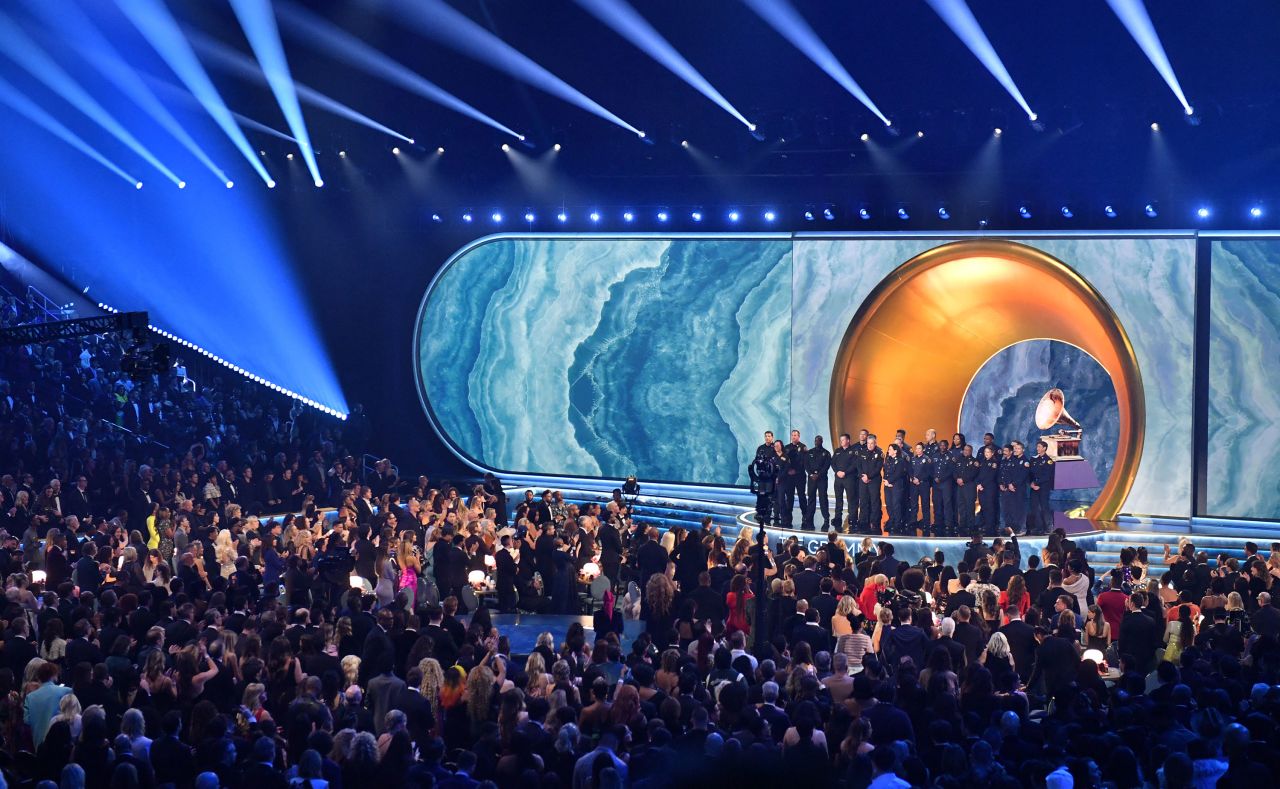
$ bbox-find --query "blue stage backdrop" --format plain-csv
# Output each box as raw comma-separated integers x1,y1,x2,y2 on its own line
1208,239,1280,520
416,234,1196,518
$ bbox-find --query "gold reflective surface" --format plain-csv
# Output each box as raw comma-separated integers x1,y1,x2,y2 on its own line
828,240,1144,520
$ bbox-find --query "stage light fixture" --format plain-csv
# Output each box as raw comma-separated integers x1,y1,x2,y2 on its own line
937,207,950,220
553,143,562,151
314,179,323,187
681,139,689,148
763,210,777,222
338,150,346,157
524,212,535,222
1061,205,1074,218
286,152,294,160
691,210,703,222
492,212,503,223
637,131,646,138
226,181,234,189
1019,205,1032,219
462,212,474,222
916,130,925,138
1196,206,1210,219
1150,122,1159,132
858,208,871,220
1250,206,1264,218
260,150,266,156
557,211,568,222
860,133,869,142
1144,203,1158,218
728,210,740,223
656,210,669,222
1104,205,1117,218
823,207,835,221
501,143,511,152
178,181,186,189
135,182,144,190
804,210,815,221
437,147,445,154
431,213,442,222
392,147,401,155
993,127,1002,137
267,180,276,188
590,211,601,222
897,207,910,220
623,211,635,222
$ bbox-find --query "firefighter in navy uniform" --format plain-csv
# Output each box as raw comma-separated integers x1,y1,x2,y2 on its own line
955,444,981,536
852,429,870,529
930,439,955,537
882,443,909,534
856,434,885,533
831,434,858,533
976,445,1001,535
908,443,933,535
1029,440,1056,534
781,431,808,529
755,431,777,461
803,436,832,530
748,451,779,526
999,442,1033,534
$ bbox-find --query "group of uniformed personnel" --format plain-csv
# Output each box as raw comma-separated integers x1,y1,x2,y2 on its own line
747,426,1057,537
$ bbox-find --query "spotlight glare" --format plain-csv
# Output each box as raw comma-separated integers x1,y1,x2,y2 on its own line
314,179,324,187
590,211,601,222
177,180,186,189
748,123,757,132
1150,122,1159,132
135,181,144,190
859,133,869,142
553,143,562,151
267,180,276,189
993,127,1002,137
408,138,415,144
1184,106,1194,116
1250,206,1263,218
225,181,234,188
1196,206,1210,219
763,210,777,222
637,131,646,138
916,130,925,138
823,208,835,221
803,210,815,221
728,210,740,222
1060,205,1074,218
1144,203,1158,218
392,146,401,154
501,143,511,152
680,139,689,148
1019,205,1032,219
286,152,294,160
338,150,346,157
1104,205,1117,218
431,213,442,222
691,210,703,222
623,211,635,222
858,208,870,220
937,207,950,220
656,211,669,222
437,146,445,154
557,211,568,222
491,212,503,223
524,212,535,222
897,207,909,220
462,212,473,222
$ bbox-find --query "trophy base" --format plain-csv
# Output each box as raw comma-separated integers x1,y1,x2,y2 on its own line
1042,433,1084,462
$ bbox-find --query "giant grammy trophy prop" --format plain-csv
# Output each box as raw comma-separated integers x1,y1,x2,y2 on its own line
1036,388,1085,462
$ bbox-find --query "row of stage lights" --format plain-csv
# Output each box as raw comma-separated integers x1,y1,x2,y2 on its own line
430,202,1267,226
96,302,348,420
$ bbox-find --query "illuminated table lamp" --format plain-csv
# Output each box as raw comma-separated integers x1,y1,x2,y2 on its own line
31,570,47,585
484,555,496,569
581,562,601,581
468,570,487,590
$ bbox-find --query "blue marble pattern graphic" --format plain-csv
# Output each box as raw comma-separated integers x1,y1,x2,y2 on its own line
790,236,1195,517
960,340,1119,508
1208,239,1280,519
418,236,792,484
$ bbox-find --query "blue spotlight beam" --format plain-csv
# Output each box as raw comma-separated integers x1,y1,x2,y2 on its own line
574,0,753,130
924,0,1035,119
276,2,523,140
145,74,296,146
742,0,890,126
189,31,413,144
228,0,322,186
1105,0,1193,114
375,0,644,137
0,74,139,186
21,0,228,184
114,0,274,186
0,12,182,185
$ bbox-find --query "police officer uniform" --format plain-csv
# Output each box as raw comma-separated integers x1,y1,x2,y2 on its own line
999,452,1032,533
1029,453,1056,534
856,445,885,533
931,448,955,537
852,440,869,527
975,453,1000,535
804,442,832,529
831,442,858,532
781,440,807,528
748,454,779,526
883,452,909,534
955,453,981,536
908,452,933,533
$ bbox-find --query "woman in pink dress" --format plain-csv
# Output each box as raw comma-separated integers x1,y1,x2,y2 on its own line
398,533,422,607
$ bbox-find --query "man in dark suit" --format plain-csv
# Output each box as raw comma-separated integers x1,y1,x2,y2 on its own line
150,711,194,787
423,605,458,669
930,618,969,668
367,665,406,735
1119,593,1161,674
1251,592,1280,639
359,609,396,685
395,666,436,745
597,517,625,587
951,605,985,664
999,607,1038,681
494,536,519,613
672,527,706,595
1022,555,1050,603
688,572,725,624
810,578,839,630
74,541,103,596
66,476,92,521
636,528,668,590
1027,623,1080,699
792,558,823,602
793,610,831,654
945,574,977,616
991,549,1023,593
1,617,35,677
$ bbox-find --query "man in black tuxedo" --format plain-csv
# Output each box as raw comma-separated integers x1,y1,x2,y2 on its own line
597,517,624,587
1118,593,1161,675
951,605,985,664
395,666,436,745
999,607,1038,681
355,487,376,528
688,572,725,624
792,557,823,602
672,527,706,595
495,536,519,613
1252,592,1280,639
74,541,103,596
636,528,668,590
359,609,396,685
945,573,977,616
1,618,36,678
1027,623,1080,698
793,609,831,654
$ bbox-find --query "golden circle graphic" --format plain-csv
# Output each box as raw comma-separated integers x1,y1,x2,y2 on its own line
828,240,1144,520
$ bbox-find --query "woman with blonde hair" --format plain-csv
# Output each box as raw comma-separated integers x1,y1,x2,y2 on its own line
523,652,551,700
341,655,361,689
214,529,238,579
417,658,445,728
832,594,860,637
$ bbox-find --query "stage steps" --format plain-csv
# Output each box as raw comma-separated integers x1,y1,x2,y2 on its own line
1085,529,1273,577
508,486,750,536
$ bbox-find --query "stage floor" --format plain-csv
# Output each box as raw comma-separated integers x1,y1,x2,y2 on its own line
476,613,644,655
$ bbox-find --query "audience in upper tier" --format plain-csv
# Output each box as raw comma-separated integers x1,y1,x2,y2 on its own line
5,289,1280,788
